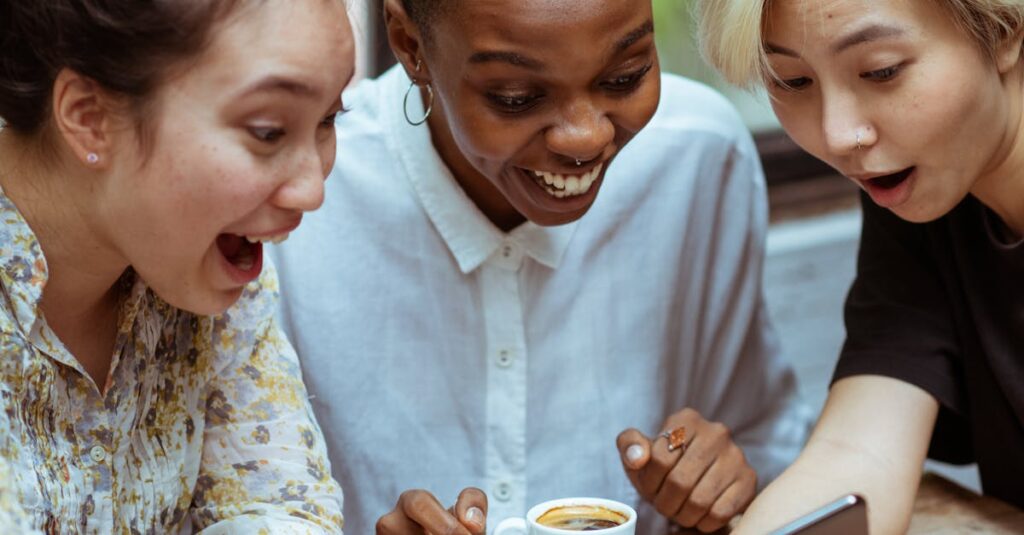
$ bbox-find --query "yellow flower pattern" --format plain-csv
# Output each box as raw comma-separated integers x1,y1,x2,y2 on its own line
0,190,343,534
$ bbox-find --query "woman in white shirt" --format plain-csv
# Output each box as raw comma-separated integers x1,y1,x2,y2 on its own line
0,1,354,532
270,0,811,533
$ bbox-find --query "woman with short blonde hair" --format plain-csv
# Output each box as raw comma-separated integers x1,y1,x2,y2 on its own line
697,0,1024,533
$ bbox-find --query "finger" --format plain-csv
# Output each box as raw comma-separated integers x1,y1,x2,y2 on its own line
453,487,488,534
376,509,427,535
398,489,472,535
617,428,652,471
673,442,747,528
695,473,757,533
637,425,692,500
653,421,730,524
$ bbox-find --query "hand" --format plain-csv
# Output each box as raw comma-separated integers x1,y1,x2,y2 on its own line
376,487,487,535
617,408,757,532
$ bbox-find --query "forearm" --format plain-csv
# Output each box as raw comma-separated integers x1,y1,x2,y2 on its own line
734,376,938,535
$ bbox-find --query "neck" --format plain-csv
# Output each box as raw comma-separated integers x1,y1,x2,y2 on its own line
971,64,1024,239
423,88,526,233
0,132,127,386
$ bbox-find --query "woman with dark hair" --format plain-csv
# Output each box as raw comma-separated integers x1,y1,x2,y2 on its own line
0,1,354,532
269,0,812,533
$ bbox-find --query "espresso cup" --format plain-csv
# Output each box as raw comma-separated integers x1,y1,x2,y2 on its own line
494,497,637,534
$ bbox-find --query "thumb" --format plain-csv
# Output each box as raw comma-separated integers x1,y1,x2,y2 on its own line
616,428,652,470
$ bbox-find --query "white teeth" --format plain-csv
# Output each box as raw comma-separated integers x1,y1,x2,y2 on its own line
528,163,604,199
565,176,580,194
243,232,291,245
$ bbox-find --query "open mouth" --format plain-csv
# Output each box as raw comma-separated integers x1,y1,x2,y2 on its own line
520,163,604,199
869,167,915,190
216,233,263,274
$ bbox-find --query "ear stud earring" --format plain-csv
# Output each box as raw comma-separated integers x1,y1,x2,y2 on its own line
86,152,100,164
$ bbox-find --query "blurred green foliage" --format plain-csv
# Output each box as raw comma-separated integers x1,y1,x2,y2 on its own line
652,0,718,83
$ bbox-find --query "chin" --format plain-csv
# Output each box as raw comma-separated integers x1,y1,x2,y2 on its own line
527,205,594,226
158,286,245,317
894,195,964,224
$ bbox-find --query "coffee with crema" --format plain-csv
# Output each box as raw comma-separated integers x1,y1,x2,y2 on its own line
535,505,627,531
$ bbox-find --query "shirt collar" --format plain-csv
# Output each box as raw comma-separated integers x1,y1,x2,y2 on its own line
382,66,578,274
0,186,49,334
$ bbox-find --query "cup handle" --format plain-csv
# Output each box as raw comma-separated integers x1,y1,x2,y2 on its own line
494,517,529,535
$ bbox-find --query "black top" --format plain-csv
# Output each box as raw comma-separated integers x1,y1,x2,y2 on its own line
834,192,1024,508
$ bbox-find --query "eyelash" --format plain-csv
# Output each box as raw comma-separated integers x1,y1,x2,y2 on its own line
485,62,655,115
860,63,903,82
601,62,655,93
773,63,904,92
247,108,346,144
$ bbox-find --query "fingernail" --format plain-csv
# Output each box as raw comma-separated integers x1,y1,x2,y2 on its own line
626,444,645,465
466,506,484,525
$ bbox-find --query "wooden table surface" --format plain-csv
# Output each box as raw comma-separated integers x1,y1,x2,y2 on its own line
907,473,1024,534
676,472,1024,534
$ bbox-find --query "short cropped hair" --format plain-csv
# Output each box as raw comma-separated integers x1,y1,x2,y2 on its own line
696,0,1024,88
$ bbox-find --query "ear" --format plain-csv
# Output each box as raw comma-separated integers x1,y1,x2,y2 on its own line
995,28,1024,74
50,68,121,169
383,0,431,84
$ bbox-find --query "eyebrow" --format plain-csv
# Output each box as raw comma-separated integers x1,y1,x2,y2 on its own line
765,23,907,58
468,51,544,70
615,20,654,53
238,76,322,99
467,19,655,71
832,24,906,54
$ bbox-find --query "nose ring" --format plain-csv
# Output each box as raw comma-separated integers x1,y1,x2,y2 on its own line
856,132,863,150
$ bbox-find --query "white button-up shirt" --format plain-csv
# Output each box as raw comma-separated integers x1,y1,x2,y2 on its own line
270,66,812,535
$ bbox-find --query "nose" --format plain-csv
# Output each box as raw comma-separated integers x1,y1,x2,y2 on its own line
273,147,328,213
545,96,615,164
821,91,875,155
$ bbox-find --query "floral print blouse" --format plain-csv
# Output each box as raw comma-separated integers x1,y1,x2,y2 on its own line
0,190,344,534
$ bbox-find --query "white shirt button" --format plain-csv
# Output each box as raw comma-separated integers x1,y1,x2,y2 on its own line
89,445,107,463
496,349,513,368
494,481,512,502
502,245,513,258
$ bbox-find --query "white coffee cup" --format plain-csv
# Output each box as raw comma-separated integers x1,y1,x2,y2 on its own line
494,497,637,535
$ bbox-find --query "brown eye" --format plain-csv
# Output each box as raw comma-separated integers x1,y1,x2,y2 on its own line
485,91,543,114
773,77,813,91
600,63,653,93
249,126,285,143
861,64,902,82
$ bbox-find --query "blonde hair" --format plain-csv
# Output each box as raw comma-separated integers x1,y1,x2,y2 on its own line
696,0,1024,89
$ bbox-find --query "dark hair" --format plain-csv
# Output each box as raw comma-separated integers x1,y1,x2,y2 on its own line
399,0,453,36
0,0,244,134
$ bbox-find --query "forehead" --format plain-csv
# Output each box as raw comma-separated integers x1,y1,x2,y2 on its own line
765,0,964,50
190,1,353,87
435,0,652,57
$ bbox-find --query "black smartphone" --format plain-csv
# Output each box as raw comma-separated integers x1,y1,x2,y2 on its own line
766,494,868,535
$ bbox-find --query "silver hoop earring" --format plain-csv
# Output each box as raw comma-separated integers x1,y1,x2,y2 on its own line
404,60,434,126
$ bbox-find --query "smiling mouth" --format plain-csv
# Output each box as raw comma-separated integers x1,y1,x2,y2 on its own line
522,163,604,198
866,167,915,190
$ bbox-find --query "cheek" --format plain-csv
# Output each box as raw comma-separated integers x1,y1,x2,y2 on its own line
771,100,828,160
449,101,534,165
616,76,661,134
